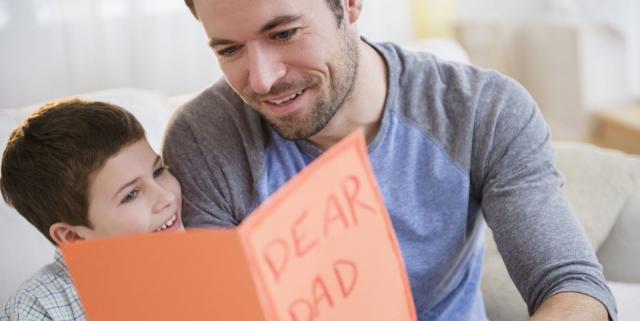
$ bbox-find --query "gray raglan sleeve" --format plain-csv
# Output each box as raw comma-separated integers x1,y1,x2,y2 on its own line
162,105,239,229
471,75,617,319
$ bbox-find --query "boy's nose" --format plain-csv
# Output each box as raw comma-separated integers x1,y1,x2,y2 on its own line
152,183,176,213
247,42,286,95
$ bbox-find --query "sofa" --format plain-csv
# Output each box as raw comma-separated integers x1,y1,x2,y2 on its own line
1,43,639,320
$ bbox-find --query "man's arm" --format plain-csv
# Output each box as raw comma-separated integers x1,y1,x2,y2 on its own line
529,292,608,321
469,74,617,319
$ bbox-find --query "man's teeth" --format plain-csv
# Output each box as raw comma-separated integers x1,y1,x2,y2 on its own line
268,90,303,105
155,214,177,232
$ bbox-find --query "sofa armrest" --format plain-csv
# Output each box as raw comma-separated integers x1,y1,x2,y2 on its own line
608,281,640,321
597,187,640,283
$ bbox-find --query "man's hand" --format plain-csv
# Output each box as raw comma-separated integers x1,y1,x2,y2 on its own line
528,292,609,321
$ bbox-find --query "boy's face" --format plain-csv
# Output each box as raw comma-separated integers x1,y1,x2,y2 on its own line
73,139,184,239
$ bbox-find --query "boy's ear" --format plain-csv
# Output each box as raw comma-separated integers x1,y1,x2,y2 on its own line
49,222,86,245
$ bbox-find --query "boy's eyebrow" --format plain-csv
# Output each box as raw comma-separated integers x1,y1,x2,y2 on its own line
113,156,162,200
208,14,302,48
114,177,139,201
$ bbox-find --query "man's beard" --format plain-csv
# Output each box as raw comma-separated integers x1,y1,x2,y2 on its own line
245,32,359,140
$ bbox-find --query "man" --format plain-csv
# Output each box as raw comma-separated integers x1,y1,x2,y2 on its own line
163,0,616,320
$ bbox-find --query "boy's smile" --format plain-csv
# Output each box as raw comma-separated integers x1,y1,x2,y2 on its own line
153,213,180,232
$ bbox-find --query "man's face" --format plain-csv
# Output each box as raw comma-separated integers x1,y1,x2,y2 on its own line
76,139,184,239
195,0,359,139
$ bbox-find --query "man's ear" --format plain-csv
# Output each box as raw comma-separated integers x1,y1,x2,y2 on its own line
49,222,86,245
345,0,364,24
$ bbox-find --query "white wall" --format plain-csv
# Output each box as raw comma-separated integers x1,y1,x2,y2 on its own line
0,0,221,109
457,0,640,100
0,0,415,109
455,0,640,141
358,0,415,43
2,0,637,109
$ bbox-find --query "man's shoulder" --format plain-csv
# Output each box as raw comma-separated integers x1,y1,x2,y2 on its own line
173,79,248,122
377,40,533,119
372,40,539,174
162,78,269,185
166,79,265,141
374,40,515,97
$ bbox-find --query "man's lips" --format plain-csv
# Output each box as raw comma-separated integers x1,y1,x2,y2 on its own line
263,89,305,106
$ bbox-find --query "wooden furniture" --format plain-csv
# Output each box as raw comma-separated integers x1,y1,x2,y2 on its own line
592,104,640,155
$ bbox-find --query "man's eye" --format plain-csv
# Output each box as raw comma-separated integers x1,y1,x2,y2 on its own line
153,166,166,178
271,28,299,42
217,46,241,58
121,190,139,204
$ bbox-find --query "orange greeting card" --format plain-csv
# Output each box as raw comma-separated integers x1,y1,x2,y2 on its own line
61,130,417,321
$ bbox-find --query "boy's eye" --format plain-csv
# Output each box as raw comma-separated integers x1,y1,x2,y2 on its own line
153,166,166,178
271,28,299,42
121,190,139,204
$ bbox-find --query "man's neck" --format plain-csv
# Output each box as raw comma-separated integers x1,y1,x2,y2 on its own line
308,39,388,151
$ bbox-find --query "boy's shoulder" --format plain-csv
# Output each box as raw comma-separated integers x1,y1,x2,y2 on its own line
1,251,85,320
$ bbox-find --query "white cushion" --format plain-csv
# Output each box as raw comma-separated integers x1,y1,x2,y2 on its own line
0,88,173,306
168,92,197,111
75,88,173,152
608,281,640,321
553,142,640,250
1,88,172,153
0,205,55,307
598,187,640,283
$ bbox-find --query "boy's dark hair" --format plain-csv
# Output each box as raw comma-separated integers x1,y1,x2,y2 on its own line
0,99,145,244
183,0,345,25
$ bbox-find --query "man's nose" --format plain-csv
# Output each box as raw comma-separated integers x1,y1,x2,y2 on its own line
247,42,286,95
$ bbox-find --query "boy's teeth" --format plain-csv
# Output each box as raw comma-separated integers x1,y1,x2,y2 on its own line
155,214,177,232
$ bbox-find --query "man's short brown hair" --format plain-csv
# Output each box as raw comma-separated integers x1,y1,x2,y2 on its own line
0,99,145,244
184,0,344,24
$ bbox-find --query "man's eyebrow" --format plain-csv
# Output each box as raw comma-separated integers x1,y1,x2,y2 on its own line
259,14,302,33
209,38,235,48
208,15,302,48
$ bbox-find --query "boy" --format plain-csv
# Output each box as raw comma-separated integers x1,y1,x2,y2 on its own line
0,99,184,320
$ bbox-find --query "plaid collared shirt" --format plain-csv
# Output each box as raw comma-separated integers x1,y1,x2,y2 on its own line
1,250,85,321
